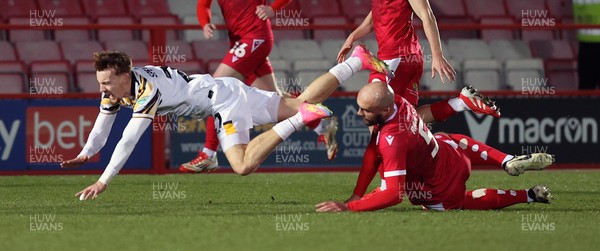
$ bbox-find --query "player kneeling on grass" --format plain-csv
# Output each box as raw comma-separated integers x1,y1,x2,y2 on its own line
59,48,394,200
316,82,555,212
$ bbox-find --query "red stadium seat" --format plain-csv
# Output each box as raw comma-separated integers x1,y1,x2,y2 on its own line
438,17,477,40
560,18,577,41
97,16,136,42
0,0,37,18
163,40,196,61
481,17,516,42
430,0,467,18
191,40,230,62
141,16,179,42
54,17,92,41
0,19,4,40
125,0,172,18
16,41,62,64
545,60,578,90
81,0,127,18
37,0,84,16
464,0,507,21
297,0,341,18
312,16,348,41
0,62,27,93
521,29,557,42
75,61,98,93
168,60,206,75
60,41,104,64
30,61,72,93
0,41,18,61
411,18,426,41
570,40,578,57
530,40,574,60
546,0,573,19
339,0,370,20
273,30,307,40
104,41,149,62
8,17,46,42
506,0,547,21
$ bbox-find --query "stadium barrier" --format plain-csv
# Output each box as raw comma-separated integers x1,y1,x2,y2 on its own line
1,91,599,175
1,23,599,175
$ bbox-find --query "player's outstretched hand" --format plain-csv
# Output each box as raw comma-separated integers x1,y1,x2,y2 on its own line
431,56,456,84
203,23,216,40
337,39,354,63
75,181,107,201
316,201,349,213
60,156,88,168
255,5,275,20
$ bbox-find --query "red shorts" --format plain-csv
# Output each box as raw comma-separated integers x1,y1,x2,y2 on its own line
369,54,423,106
415,134,472,210
221,38,274,84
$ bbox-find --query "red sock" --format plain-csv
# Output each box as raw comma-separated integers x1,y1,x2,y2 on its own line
462,188,528,210
430,100,457,122
447,133,508,166
203,116,219,152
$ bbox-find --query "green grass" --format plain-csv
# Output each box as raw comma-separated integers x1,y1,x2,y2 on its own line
1,170,599,251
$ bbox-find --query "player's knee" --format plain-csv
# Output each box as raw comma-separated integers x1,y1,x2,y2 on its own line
231,163,258,176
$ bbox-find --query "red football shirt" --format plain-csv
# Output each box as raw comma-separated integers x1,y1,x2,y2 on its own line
348,96,463,211
197,0,290,41
371,0,421,59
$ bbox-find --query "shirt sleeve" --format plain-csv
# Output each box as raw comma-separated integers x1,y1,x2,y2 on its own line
78,112,117,158
100,93,120,114
271,0,292,10
196,0,213,28
132,76,161,119
352,130,381,197
98,117,152,185
348,130,408,211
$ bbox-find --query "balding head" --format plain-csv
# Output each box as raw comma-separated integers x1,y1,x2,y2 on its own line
356,82,395,126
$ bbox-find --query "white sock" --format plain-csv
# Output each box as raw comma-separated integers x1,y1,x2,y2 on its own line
272,113,304,140
525,189,534,202
328,57,362,83
202,148,216,158
312,118,327,135
448,97,468,112
502,155,515,167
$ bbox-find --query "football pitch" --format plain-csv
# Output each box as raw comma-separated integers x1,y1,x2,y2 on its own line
1,170,599,251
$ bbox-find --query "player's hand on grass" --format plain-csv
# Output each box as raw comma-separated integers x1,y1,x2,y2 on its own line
75,181,107,201
60,156,88,168
431,56,456,84
344,194,361,203
255,5,275,20
316,201,349,213
203,23,216,39
337,39,354,63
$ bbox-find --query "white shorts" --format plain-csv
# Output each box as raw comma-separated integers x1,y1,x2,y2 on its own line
211,77,281,152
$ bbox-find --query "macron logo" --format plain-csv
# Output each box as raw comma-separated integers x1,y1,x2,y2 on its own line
385,135,394,145
464,112,493,143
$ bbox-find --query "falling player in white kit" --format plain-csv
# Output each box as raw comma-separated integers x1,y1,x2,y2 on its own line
59,49,394,200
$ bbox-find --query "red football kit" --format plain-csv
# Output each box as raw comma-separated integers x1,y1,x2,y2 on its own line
197,0,291,81
348,96,530,211
370,0,423,105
